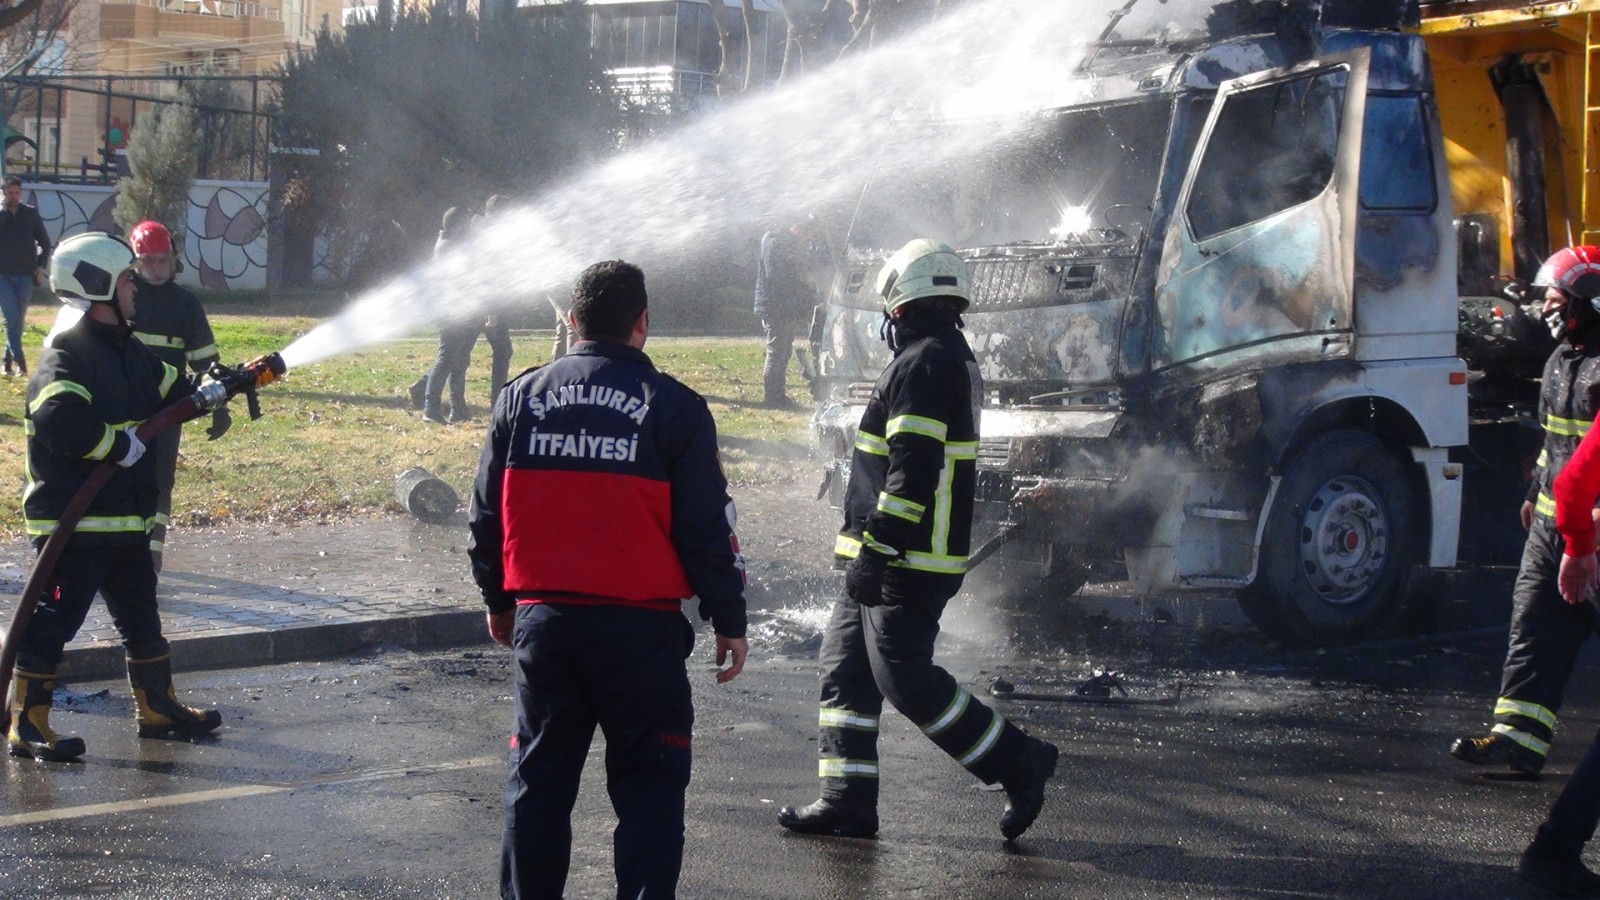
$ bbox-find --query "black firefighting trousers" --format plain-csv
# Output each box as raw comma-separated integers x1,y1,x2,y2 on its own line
813,581,1028,808
1492,514,1600,761
1531,724,1600,863
16,541,167,671
502,602,694,900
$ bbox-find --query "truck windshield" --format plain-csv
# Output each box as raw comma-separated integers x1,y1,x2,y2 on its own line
844,97,1170,254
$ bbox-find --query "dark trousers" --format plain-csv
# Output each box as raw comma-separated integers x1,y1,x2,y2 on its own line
814,578,1022,807
425,323,479,417
1492,515,1599,759
760,316,802,404
502,603,695,900
150,425,182,559
1535,726,1600,862
16,541,167,671
483,319,513,408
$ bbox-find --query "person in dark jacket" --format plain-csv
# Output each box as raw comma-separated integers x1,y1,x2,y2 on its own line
12,232,221,763
469,259,749,899
128,220,228,572
479,195,515,407
754,221,825,409
0,175,52,376
778,239,1058,842
1453,246,1600,778
408,207,478,423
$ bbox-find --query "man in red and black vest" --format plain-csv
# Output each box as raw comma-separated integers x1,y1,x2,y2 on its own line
468,259,748,900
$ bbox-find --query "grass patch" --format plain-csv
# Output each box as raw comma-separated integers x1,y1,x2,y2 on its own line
0,305,814,536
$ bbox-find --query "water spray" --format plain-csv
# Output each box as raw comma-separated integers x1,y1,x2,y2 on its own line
0,351,290,732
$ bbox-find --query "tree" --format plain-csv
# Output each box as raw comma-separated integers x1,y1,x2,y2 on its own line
113,99,198,240
179,68,264,181
274,0,624,287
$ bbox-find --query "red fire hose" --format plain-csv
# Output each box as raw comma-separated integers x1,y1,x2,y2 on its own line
0,352,284,735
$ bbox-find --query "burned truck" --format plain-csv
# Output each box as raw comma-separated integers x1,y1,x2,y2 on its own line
811,3,1564,644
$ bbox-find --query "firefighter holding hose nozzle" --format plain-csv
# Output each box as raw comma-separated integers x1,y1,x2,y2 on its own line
9,232,220,762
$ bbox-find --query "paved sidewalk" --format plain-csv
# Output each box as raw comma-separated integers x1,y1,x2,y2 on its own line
0,515,487,680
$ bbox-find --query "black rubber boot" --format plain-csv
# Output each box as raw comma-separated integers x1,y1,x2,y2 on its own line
2,349,11,376
1451,733,1544,774
999,737,1059,840
1517,844,1600,896
777,799,879,838
127,654,221,738
8,668,87,762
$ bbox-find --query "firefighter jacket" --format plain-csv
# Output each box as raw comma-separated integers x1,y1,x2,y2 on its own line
468,339,748,638
23,316,184,544
835,317,980,590
1528,338,1600,524
130,277,220,374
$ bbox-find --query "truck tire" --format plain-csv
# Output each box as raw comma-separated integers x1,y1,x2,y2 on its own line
1238,430,1417,644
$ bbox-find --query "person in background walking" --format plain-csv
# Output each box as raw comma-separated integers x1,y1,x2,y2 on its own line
480,195,515,408
754,220,825,409
0,175,52,376
408,207,478,424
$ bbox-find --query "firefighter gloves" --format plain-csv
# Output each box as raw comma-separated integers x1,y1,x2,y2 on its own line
845,549,891,607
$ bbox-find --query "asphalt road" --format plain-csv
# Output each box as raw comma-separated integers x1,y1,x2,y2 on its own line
1,586,1595,900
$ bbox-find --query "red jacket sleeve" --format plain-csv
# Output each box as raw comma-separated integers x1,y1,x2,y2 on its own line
1554,427,1600,556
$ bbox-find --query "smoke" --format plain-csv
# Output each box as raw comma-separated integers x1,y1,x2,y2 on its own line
281,0,1156,367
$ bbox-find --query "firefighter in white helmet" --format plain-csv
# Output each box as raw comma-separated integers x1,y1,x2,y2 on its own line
12,232,221,762
778,238,1059,841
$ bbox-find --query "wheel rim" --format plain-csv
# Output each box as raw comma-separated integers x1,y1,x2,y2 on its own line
1295,474,1389,606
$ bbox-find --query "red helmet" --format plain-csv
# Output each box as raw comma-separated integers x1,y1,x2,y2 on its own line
1533,245,1600,304
128,220,172,257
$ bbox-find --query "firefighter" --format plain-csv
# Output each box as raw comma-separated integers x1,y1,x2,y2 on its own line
468,259,748,899
127,220,227,572
777,239,1059,841
1452,245,1600,776
12,232,221,762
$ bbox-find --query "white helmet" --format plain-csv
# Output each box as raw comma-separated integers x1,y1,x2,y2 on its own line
51,232,135,305
874,238,970,315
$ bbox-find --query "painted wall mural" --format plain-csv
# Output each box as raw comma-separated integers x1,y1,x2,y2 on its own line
22,180,270,292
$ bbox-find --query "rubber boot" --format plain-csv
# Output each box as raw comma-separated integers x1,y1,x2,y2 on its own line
777,798,879,838
127,654,221,738
998,736,1059,840
8,668,87,761
1451,732,1544,775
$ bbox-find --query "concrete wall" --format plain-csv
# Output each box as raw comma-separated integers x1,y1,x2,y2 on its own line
23,178,269,291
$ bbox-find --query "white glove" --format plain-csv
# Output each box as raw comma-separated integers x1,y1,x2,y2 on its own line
116,427,146,468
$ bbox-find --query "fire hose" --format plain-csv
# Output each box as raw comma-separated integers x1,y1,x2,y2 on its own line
0,352,286,734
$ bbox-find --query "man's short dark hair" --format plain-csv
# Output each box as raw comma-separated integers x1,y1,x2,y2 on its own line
571,260,647,343
4,176,21,188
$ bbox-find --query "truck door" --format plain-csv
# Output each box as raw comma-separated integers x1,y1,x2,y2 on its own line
1154,49,1370,373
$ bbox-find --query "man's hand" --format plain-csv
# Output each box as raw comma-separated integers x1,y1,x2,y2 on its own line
1521,500,1535,531
845,549,891,607
487,610,513,648
32,267,42,287
714,635,748,684
206,406,232,441
1559,553,1600,605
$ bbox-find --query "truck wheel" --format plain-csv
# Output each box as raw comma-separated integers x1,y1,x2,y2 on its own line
1239,430,1417,645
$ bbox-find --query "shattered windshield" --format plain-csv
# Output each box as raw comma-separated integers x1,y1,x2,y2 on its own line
844,97,1171,254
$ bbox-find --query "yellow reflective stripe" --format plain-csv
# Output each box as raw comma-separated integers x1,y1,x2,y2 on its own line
898,551,967,574
26,515,151,536
818,758,879,779
151,512,169,527
85,424,116,460
158,362,180,396
28,380,91,414
923,689,970,736
149,538,164,553
877,492,925,523
1536,492,1557,517
1537,449,1550,468
886,414,947,442
860,530,898,557
22,419,34,435
835,534,862,558
932,444,955,556
819,708,880,731
1495,697,1557,730
957,710,1003,767
854,431,889,456
133,332,184,349
186,343,218,361
946,440,978,461
1492,723,1551,757
1545,415,1592,438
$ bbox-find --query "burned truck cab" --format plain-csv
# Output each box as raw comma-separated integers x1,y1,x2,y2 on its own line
812,22,1466,645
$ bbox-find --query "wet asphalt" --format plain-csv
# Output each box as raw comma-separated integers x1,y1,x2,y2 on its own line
0,565,1594,899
